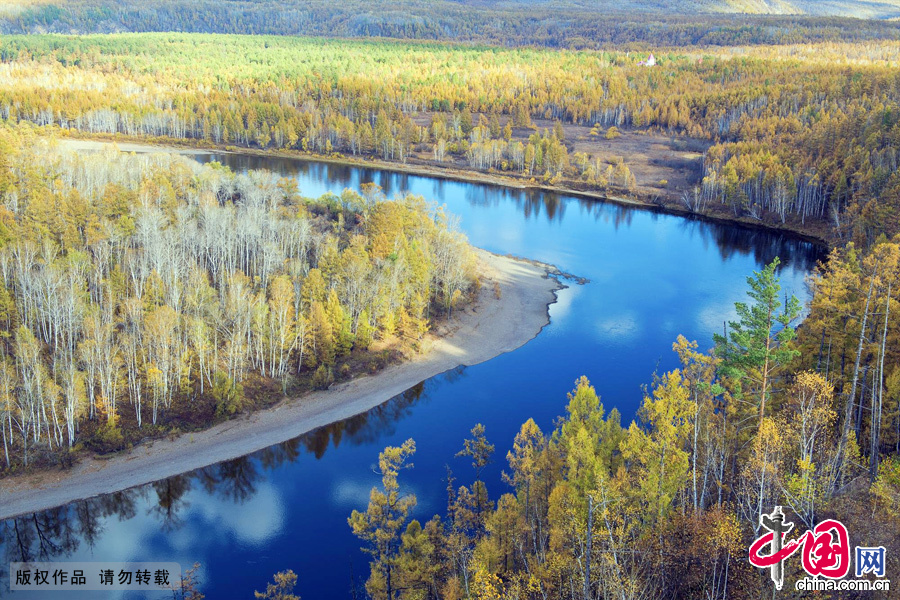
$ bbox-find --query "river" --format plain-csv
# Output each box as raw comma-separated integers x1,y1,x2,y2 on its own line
0,151,824,599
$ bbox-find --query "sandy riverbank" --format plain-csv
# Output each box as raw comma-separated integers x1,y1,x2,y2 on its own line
0,250,561,521
59,138,213,155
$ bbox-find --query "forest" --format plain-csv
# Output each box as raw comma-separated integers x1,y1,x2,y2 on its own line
348,249,900,599
0,13,899,600
0,124,477,471
4,1,900,47
1,34,900,244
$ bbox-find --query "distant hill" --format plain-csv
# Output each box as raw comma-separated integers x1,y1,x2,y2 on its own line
713,0,900,19
715,0,900,17
2,0,899,44
456,0,900,18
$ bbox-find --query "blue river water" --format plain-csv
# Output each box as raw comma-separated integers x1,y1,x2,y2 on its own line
0,153,824,599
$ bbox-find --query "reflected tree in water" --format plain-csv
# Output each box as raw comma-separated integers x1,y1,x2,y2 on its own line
0,375,440,568
150,474,193,531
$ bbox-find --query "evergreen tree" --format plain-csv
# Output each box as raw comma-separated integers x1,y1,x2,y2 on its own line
348,439,417,600
714,257,801,429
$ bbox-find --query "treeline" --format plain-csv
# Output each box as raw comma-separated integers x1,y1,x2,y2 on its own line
4,0,900,48
0,126,477,471
2,34,900,242
350,250,900,599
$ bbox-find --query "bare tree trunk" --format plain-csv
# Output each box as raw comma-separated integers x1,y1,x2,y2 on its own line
836,265,876,488
692,389,700,512
871,281,890,479
856,364,871,439
584,495,594,600
758,304,774,430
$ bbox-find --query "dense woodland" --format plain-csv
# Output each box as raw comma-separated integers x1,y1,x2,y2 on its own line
1,15,900,600
2,34,900,242
349,249,900,599
0,125,476,470
4,1,900,47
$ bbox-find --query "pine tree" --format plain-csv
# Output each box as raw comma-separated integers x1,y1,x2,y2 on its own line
348,439,417,600
714,258,801,430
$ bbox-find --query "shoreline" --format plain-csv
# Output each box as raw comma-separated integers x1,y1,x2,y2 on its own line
0,250,562,521
58,136,831,247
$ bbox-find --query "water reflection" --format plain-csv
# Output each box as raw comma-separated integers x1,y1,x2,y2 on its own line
193,152,823,271
300,380,429,459
2,488,135,566
1,148,825,599
133,148,822,269
0,376,434,583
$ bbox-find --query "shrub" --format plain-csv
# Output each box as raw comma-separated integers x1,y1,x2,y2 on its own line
312,365,335,390
93,416,125,453
213,371,244,417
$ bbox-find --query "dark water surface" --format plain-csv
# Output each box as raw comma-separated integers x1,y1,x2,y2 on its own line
1,153,824,599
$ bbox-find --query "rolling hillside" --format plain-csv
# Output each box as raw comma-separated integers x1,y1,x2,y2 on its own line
714,0,900,17
2,0,899,46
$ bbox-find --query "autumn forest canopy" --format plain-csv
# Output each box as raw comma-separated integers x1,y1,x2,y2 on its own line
1,4,900,600
4,1,900,47
346,247,900,599
2,33,900,244
0,127,477,469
